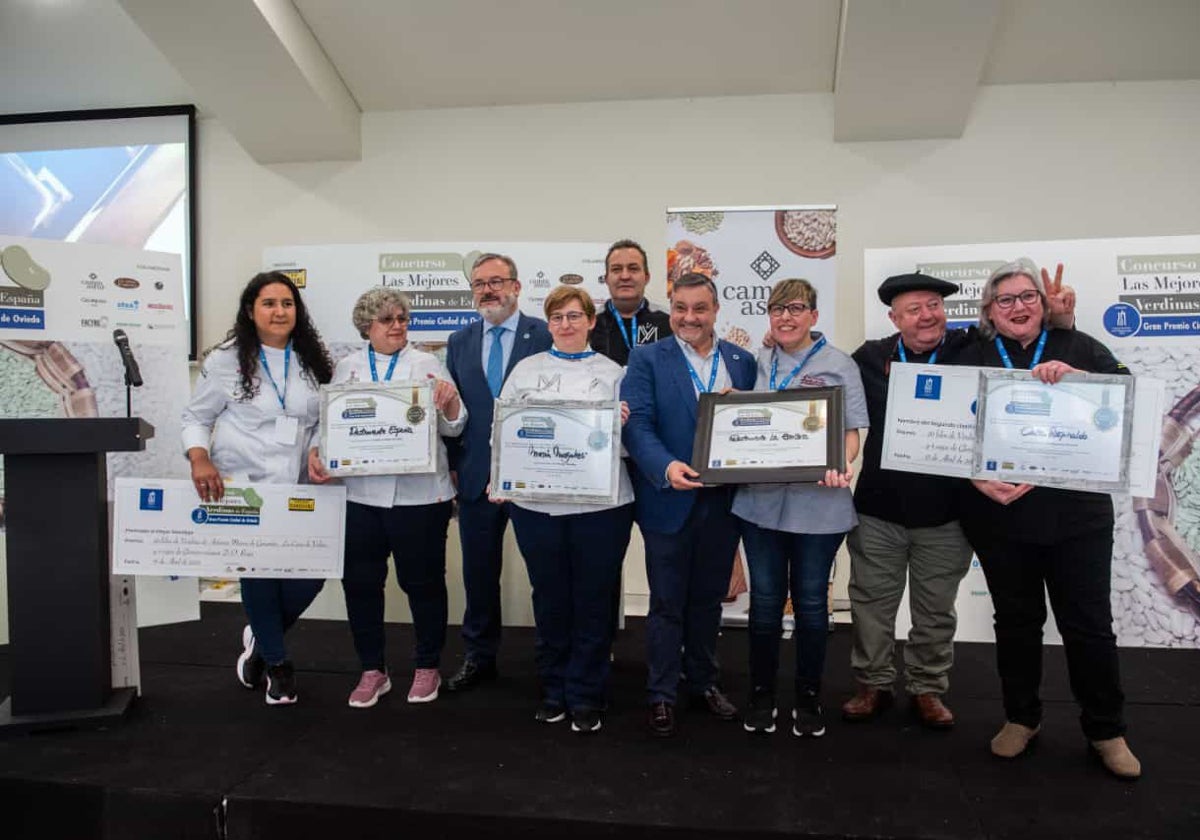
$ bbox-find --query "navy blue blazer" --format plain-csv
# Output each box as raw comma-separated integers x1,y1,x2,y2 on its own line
621,337,756,535
445,312,553,502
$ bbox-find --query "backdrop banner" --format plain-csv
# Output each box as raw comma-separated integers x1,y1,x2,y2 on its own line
864,234,1200,648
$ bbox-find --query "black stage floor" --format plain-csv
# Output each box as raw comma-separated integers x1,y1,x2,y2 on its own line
2,602,1199,840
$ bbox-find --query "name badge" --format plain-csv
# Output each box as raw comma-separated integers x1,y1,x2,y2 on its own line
274,415,299,444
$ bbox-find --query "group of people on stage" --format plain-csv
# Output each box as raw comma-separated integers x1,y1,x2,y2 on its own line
181,239,1141,779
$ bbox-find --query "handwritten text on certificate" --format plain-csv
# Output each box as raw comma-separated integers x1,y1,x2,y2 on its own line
112,478,346,578
881,363,978,478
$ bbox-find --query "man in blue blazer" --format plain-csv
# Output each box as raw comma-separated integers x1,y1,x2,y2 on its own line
621,272,756,736
444,253,552,691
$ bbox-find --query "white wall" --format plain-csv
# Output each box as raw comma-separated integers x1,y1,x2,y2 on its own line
191,80,1200,624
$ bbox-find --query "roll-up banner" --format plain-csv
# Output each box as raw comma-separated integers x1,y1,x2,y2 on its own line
865,235,1200,648
666,206,839,623
0,235,198,683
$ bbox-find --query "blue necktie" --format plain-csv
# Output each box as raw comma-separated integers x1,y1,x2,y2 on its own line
486,325,505,397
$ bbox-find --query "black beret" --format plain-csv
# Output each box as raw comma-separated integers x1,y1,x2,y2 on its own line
877,272,959,306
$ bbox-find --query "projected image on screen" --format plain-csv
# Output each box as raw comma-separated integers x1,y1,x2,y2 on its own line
0,106,196,356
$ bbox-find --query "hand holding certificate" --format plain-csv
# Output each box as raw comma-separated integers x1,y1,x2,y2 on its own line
692,388,846,484
319,380,437,476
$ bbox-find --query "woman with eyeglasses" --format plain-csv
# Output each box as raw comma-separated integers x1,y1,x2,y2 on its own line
182,271,333,705
308,288,465,709
954,258,1139,779
493,285,634,734
734,278,869,738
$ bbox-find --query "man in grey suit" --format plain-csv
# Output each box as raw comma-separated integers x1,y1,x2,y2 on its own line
444,253,552,691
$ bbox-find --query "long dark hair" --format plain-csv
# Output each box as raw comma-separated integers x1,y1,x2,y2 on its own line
223,271,333,400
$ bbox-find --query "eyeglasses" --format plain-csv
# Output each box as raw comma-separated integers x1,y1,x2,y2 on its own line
470,276,514,292
375,313,409,326
992,290,1041,310
767,302,812,318
548,311,588,325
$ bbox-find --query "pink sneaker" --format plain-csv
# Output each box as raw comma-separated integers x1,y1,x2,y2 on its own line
347,669,392,708
408,668,441,703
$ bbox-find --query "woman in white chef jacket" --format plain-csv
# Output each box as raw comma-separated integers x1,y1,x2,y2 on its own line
182,271,333,706
308,288,466,709
496,285,634,735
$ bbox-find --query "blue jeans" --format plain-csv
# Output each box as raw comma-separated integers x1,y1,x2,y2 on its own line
740,520,845,694
342,500,450,671
510,504,633,711
239,577,325,665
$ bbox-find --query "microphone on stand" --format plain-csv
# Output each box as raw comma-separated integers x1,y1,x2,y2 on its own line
112,329,144,388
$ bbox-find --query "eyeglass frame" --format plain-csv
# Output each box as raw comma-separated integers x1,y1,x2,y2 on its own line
547,310,589,325
470,276,516,293
374,313,410,326
991,289,1042,310
767,302,814,318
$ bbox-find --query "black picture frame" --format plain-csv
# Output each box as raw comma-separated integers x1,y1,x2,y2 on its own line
691,387,845,484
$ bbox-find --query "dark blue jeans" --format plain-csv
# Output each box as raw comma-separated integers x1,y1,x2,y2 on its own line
642,487,741,704
240,577,325,665
740,520,845,694
510,504,633,711
456,495,511,664
342,500,451,671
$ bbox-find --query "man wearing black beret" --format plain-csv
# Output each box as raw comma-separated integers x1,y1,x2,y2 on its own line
843,268,1075,729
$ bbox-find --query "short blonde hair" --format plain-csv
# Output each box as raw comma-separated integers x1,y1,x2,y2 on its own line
543,285,596,319
768,278,817,311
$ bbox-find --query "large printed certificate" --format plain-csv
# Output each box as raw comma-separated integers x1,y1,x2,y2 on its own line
975,370,1133,491
112,478,346,578
320,380,436,476
880,363,979,479
693,388,845,484
491,399,621,504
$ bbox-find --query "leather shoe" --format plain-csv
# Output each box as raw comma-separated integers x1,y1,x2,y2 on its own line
691,686,739,720
444,659,497,692
841,684,893,721
912,692,955,729
1090,736,1142,780
648,701,676,737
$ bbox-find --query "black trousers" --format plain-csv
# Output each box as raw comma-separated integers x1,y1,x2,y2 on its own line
969,526,1125,741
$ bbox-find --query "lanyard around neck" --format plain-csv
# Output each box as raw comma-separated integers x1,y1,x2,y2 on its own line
684,348,720,394
995,329,1048,369
368,346,401,382
607,299,639,350
770,335,826,391
548,346,596,360
896,334,944,365
258,342,291,409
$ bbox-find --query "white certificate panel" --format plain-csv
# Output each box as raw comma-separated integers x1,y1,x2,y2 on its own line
112,478,346,578
707,399,828,469
492,399,621,504
975,371,1133,491
321,380,436,476
881,363,979,479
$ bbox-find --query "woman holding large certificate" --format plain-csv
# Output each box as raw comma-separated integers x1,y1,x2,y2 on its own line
495,285,634,735
308,289,465,709
733,278,868,738
182,271,333,706
955,258,1139,779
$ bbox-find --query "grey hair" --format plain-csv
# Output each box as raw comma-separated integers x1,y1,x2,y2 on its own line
471,252,518,280
672,271,719,306
352,287,412,339
977,257,1048,339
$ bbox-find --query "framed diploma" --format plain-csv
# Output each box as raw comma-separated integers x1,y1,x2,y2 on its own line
692,387,845,484
974,370,1134,492
320,380,437,476
491,398,622,504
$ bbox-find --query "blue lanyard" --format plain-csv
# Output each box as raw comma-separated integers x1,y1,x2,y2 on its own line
994,329,1048,369
368,346,400,382
684,349,720,394
548,347,596,360
769,335,826,391
607,300,638,350
258,342,291,409
896,335,943,365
